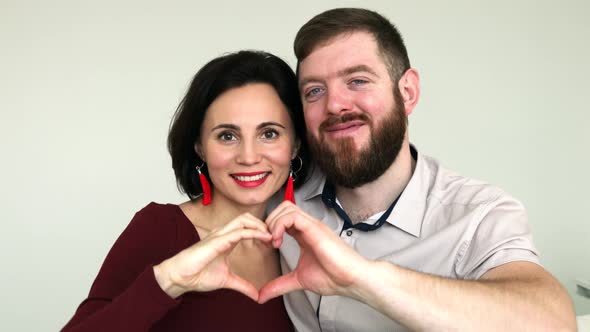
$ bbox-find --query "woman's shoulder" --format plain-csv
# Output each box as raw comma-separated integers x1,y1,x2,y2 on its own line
129,201,198,242
137,201,180,216
127,202,186,230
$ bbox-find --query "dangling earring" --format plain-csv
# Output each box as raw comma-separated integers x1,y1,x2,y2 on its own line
196,162,211,205
284,156,302,204
284,169,295,204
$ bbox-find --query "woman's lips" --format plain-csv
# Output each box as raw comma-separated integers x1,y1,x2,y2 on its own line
231,172,270,188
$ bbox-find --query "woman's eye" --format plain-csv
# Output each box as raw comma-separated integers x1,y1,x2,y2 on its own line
261,129,279,139
218,132,236,141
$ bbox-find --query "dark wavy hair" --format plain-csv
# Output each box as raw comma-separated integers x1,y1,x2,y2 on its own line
167,50,310,199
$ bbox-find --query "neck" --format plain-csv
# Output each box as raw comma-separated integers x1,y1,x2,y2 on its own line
188,193,268,231
335,141,415,224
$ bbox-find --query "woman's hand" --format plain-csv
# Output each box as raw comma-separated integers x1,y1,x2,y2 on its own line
153,213,272,301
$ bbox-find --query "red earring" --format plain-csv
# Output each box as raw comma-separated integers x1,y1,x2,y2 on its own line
284,156,302,204
284,169,295,204
196,163,211,205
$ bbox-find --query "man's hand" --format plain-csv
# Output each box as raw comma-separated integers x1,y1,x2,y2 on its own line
258,201,371,303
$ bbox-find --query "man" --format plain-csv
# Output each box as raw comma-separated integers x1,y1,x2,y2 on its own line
259,8,576,332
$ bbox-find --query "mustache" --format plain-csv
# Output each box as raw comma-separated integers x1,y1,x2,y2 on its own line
319,113,371,132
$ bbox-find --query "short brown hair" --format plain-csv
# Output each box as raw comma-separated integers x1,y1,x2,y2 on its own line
294,8,411,82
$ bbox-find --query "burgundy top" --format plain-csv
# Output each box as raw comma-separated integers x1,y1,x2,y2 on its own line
62,202,293,332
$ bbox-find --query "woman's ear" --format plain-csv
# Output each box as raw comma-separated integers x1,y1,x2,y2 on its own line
194,142,205,162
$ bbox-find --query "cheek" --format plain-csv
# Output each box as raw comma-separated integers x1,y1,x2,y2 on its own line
359,94,390,118
203,148,234,177
265,144,294,170
304,107,323,136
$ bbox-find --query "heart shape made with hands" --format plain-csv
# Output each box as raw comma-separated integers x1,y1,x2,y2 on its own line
166,202,366,303
230,201,365,304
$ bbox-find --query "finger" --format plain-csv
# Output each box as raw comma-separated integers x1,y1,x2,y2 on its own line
264,210,293,248
270,210,311,248
266,205,299,244
216,228,272,251
215,213,269,236
199,228,272,261
267,202,313,233
238,213,270,232
224,272,260,302
258,272,302,304
178,228,272,279
266,201,294,227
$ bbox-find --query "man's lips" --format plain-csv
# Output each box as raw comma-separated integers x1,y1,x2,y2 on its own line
322,120,366,138
324,120,365,132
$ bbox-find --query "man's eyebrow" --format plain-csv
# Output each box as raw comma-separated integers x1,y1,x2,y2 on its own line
299,64,379,89
299,76,320,90
337,65,379,78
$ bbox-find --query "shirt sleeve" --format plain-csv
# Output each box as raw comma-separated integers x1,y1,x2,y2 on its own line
62,203,180,331
455,193,541,280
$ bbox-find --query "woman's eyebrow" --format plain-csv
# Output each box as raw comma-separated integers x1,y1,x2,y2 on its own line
211,123,240,132
211,122,286,132
257,121,286,129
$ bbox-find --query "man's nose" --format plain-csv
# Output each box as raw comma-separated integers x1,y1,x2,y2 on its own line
325,85,353,115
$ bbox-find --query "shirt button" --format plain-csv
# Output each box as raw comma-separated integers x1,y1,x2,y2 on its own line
346,230,353,236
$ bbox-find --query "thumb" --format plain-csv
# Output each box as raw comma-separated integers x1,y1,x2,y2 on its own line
224,272,260,302
258,272,302,304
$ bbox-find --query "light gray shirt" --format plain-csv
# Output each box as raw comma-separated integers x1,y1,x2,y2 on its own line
279,146,540,332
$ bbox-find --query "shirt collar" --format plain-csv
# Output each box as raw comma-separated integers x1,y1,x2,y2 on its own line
386,144,428,237
300,144,431,237
300,165,325,201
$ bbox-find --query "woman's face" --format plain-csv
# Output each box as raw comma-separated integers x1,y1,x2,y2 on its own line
198,83,298,208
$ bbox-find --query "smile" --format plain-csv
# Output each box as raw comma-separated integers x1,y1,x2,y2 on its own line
324,120,365,137
230,172,270,188
325,122,363,131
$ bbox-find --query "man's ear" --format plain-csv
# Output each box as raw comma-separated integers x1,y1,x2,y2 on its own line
398,68,420,116
194,142,205,161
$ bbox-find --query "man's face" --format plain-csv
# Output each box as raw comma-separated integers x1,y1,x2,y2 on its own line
298,31,407,188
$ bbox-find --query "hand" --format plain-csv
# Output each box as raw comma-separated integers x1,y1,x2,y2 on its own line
154,213,272,301
258,201,370,304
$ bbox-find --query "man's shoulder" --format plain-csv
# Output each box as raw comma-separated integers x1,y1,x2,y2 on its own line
420,153,521,209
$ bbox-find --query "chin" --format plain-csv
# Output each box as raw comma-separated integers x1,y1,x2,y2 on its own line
234,196,269,207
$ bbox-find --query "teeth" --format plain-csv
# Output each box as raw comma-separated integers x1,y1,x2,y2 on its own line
233,173,268,182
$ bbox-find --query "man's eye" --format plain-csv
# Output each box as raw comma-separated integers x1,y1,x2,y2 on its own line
305,87,323,97
350,79,368,86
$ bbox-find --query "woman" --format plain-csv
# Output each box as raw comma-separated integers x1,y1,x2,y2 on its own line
62,50,310,331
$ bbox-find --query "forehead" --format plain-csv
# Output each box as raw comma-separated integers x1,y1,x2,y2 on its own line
298,31,388,82
204,83,291,126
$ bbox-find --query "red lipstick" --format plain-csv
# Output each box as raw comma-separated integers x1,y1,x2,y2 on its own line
231,172,270,188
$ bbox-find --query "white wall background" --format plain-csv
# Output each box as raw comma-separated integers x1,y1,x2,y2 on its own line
1,0,589,330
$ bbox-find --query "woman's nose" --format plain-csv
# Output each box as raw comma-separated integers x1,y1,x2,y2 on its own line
236,140,262,165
